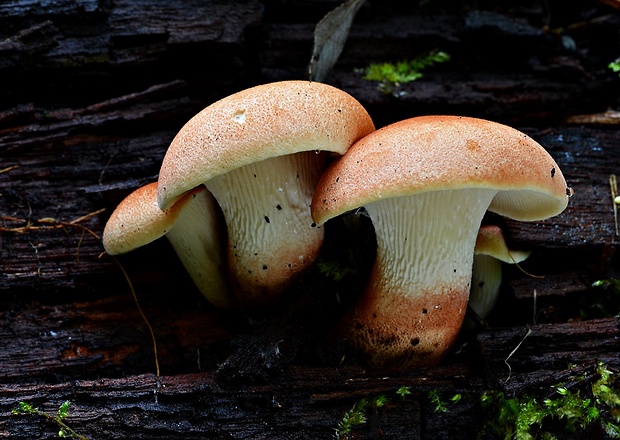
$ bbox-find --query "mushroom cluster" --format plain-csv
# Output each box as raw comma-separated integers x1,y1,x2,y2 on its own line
103,82,571,370
311,115,571,369
103,80,375,309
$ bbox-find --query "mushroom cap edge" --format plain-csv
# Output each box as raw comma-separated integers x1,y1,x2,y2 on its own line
103,182,201,255
311,115,570,225
157,80,376,210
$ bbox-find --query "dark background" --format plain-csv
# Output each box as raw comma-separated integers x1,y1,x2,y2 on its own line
1,0,620,438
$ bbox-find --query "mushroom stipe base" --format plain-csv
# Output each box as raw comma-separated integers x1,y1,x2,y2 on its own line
339,188,496,369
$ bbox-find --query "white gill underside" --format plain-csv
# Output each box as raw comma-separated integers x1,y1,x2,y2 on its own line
364,188,498,298
205,152,324,280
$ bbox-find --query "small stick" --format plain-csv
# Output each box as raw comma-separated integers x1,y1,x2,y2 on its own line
503,289,537,383
503,326,532,383
509,251,545,279
0,165,19,174
611,174,619,236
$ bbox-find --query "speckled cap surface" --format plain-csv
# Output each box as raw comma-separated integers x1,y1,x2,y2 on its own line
157,80,375,209
312,115,570,224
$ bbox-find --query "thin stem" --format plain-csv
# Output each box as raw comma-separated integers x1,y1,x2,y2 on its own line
111,256,160,378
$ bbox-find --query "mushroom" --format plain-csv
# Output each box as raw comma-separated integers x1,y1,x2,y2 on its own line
467,224,531,327
102,182,232,309
157,80,375,307
311,115,571,369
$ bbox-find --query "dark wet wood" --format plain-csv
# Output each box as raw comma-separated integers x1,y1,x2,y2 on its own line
2,319,619,438
1,0,620,438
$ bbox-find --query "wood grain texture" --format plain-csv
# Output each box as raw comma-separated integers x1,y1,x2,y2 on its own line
1,0,620,438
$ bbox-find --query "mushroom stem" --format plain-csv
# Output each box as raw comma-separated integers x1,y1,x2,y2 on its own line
165,188,232,309
466,224,532,327
468,254,503,322
102,183,232,309
341,188,496,369
205,151,326,306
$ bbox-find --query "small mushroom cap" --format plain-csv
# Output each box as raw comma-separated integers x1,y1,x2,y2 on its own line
474,224,530,264
466,225,531,324
312,115,570,225
103,182,202,255
103,182,232,308
157,80,375,210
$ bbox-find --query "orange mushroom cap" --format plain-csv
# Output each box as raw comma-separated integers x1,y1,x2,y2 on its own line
312,115,570,226
156,80,375,306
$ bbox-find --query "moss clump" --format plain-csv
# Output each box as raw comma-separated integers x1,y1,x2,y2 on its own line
481,362,620,439
334,393,389,439
12,401,90,439
358,50,450,95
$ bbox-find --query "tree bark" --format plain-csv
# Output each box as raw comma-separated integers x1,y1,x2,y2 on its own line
1,0,620,438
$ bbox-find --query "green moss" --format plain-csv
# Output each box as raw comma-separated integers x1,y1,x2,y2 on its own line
334,393,388,439
12,401,89,439
334,387,461,438
358,50,450,94
334,363,620,439
481,362,620,439
317,256,356,282
429,389,459,413
584,279,620,319
396,385,412,399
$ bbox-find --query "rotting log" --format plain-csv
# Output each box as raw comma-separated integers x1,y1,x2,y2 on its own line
1,319,619,438
1,0,620,438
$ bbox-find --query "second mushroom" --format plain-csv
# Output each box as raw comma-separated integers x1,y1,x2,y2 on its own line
157,80,375,308
312,115,571,369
